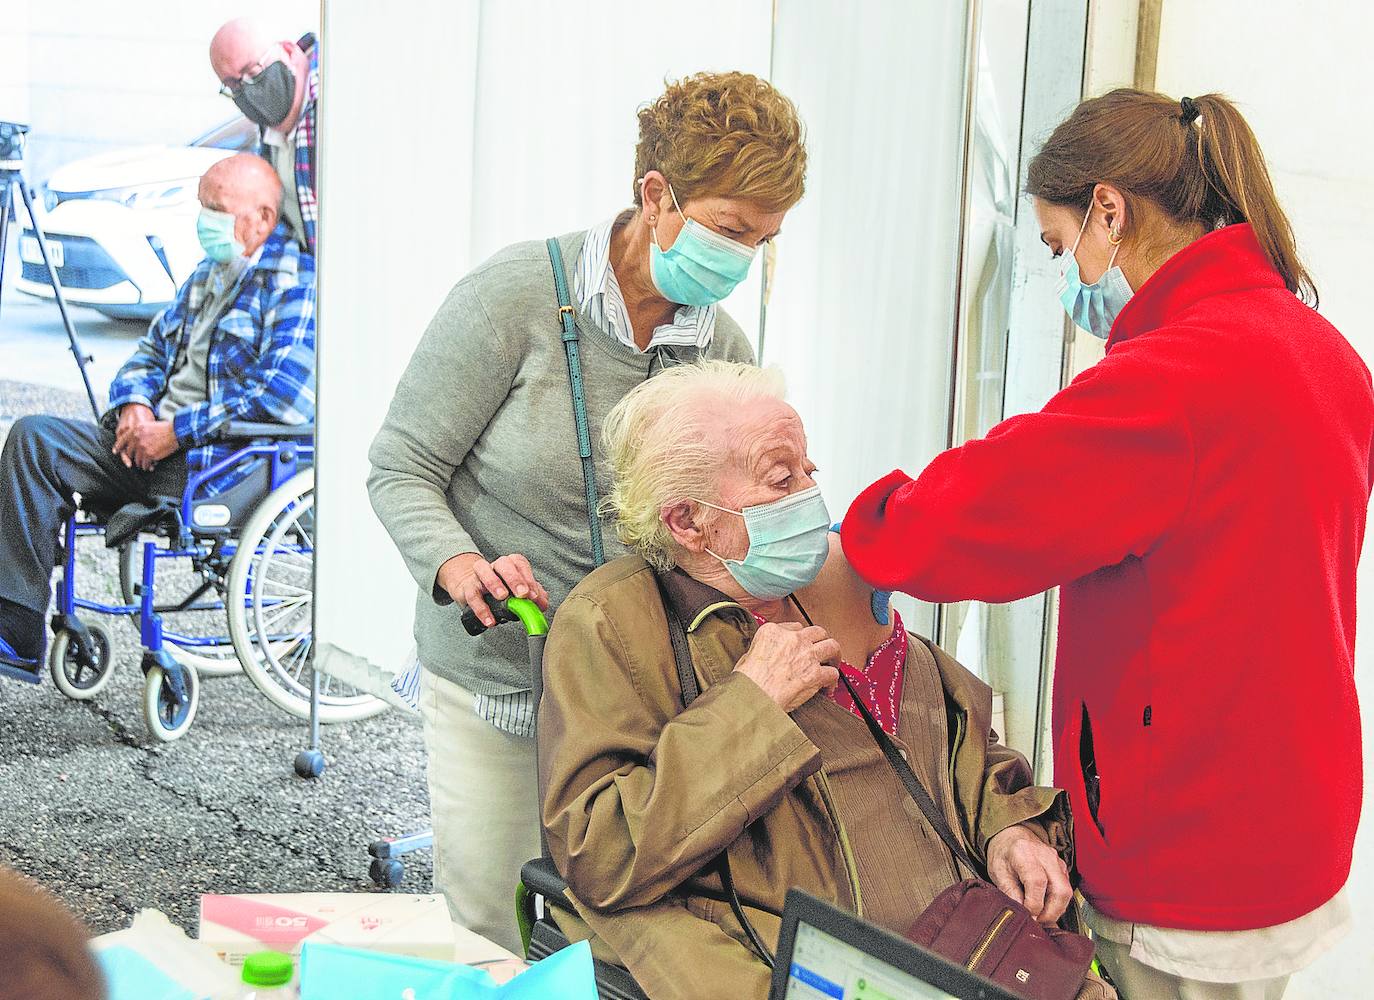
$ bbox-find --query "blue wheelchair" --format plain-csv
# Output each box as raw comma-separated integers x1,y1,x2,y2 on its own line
49,422,386,742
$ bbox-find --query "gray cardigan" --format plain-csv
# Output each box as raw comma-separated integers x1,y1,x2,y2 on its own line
367,229,756,693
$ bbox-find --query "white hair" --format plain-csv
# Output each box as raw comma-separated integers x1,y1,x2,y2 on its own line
602,360,787,570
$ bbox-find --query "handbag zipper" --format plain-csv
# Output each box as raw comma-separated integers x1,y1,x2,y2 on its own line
966,908,1014,972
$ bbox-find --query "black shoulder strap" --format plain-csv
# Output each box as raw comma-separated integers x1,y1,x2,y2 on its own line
660,582,700,706
546,237,606,566
834,668,981,878
792,597,982,879
653,571,772,969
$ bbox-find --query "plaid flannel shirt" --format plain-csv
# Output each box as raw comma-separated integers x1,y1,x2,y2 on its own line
106,223,315,496
258,33,318,255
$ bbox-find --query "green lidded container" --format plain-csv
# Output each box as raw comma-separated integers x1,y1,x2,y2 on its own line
242,950,294,987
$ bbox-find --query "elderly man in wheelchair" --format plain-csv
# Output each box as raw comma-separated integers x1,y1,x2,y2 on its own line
531,361,1114,1000
0,153,316,740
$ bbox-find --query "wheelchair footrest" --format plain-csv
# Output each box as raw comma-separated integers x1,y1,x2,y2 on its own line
104,498,182,550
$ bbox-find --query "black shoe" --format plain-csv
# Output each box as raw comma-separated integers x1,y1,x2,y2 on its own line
0,634,42,684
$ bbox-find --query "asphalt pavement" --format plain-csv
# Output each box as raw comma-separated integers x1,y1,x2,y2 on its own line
0,380,433,936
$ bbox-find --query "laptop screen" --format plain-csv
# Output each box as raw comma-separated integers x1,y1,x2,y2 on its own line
782,920,959,1000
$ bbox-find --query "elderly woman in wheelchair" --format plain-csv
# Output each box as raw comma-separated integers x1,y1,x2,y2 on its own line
535,361,1112,1000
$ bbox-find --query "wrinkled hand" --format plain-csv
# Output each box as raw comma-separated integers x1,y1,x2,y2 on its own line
437,552,550,627
734,621,841,713
116,415,179,472
987,823,1072,925
112,403,155,467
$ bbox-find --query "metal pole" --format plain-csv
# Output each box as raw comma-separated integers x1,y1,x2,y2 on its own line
16,179,100,420
308,659,321,751
0,188,12,318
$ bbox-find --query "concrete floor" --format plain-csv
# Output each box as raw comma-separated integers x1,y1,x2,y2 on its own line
0,380,433,936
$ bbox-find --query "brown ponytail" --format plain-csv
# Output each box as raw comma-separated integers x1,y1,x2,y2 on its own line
1026,88,1317,306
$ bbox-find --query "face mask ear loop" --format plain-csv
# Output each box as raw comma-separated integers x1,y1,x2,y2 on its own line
692,497,747,567
689,496,743,518
1069,202,1093,258
1106,236,1122,272
642,177,665,252
667,182,687,220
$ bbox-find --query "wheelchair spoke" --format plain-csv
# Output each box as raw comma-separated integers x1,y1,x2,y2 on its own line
232,479,385,717
258,579,310,598
255,595,311,635
274,633,310,680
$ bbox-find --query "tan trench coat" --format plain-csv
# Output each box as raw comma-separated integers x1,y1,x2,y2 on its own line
538,556,1112,999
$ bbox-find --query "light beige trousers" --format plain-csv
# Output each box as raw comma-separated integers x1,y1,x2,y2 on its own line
1094,937,1290,1000
419,669,540,956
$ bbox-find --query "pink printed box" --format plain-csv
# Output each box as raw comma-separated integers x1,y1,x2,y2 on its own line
198,892,454,969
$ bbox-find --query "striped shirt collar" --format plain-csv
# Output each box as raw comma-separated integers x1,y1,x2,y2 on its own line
573,212,716,353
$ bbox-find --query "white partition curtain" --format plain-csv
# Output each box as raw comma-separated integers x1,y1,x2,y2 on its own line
316,1,771,678
315,0,478,682
762,1,974,640
316,0,989,696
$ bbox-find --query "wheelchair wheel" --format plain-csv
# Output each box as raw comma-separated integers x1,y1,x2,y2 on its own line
118,541,244,678
142,662,200,742
228,470,388,723
49,623,115,701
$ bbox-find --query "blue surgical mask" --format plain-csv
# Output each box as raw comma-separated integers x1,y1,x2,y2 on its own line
1056,203,1133,340
695,485,832,600
649,183,757,306
196,207,245,264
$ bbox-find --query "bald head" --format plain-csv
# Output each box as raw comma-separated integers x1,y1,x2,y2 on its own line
210,17,309,131
203,153,282,212
198,154,284,258
210,18,272,86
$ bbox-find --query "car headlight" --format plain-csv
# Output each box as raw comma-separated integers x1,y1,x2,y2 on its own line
86,182,197,211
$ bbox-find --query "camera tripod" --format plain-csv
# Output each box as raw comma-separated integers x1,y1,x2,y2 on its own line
0,133,101,420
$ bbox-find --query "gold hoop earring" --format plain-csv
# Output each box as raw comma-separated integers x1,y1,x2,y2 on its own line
1108,226,1124,246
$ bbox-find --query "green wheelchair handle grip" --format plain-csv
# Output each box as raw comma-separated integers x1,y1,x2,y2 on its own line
460,596,549,637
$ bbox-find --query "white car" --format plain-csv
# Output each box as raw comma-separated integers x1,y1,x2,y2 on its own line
16,118,258,321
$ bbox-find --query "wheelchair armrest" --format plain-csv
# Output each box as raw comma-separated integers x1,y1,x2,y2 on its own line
521,856,575,910
220,422,315,440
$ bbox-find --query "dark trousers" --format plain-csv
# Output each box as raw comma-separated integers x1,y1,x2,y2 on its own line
0,415,187,614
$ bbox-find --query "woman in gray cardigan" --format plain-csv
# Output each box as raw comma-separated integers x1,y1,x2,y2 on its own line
366,71,808,952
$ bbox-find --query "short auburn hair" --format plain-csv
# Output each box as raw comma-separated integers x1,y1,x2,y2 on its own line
632,71,807,213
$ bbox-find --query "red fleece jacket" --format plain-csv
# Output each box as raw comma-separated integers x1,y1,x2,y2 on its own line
842,224,1372,930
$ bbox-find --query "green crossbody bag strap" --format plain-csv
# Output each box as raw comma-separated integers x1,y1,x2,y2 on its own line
546,237,606,567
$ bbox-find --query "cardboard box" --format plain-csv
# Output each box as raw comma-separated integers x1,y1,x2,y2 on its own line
199,892,455,969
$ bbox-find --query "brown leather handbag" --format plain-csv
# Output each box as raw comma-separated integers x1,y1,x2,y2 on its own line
909,879,1095,999
833,663,1095,1000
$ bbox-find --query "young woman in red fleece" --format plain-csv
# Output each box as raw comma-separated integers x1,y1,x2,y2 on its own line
842,90,1372,999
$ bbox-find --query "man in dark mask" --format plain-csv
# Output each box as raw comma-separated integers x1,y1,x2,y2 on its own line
210,17,318,255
